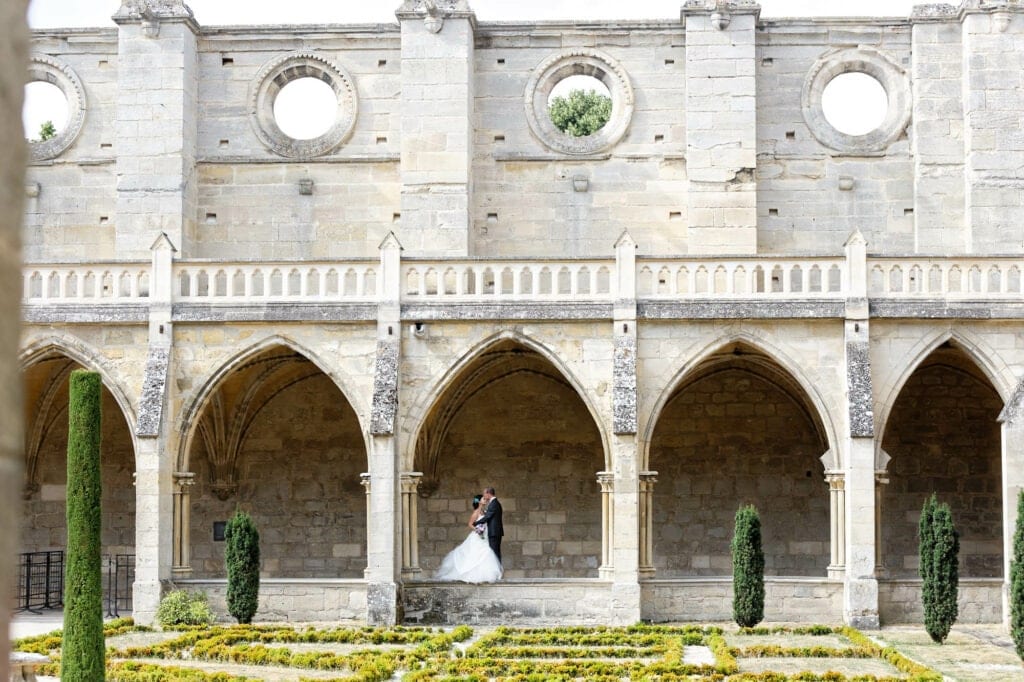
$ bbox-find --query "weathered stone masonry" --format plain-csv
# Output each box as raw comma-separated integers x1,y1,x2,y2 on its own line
18,0,1024,627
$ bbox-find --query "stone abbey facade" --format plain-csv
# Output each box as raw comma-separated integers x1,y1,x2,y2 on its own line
19,0,1024,627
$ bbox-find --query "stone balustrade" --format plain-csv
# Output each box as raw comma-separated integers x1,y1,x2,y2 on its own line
20,251,1024,308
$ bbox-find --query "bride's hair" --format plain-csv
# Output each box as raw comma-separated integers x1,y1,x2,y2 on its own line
472,494,482,509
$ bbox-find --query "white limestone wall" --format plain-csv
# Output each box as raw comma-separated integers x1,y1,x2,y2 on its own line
911,19,965,253
755,23,914,254
471,25,689,257
24,31,119,262
962,10,1024,253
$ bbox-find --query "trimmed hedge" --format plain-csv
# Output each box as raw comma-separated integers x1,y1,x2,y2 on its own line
225,510,260,624
1011,489,1024,660
919,493,959,643
732,504,766,628
62,369,105,681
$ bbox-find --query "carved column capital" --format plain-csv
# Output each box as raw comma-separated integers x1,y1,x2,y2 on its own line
173,470,195,490
596,471,615,492
360,472,372,493
400,471,423,494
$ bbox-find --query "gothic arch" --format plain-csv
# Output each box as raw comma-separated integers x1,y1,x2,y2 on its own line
875,329,1011,471
640,332,838,471
402,329,611,473
20,335,138,435
175,333,370,472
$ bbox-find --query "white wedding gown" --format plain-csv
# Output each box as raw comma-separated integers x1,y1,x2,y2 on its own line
434,528,503,583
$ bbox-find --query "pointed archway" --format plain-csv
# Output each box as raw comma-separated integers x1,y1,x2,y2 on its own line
413,338,605,579
182,344,367,579
648,341,831,576
20,349,137,566
879,342,1003,578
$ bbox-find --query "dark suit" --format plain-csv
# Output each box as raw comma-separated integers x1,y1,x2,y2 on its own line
475,497,503,562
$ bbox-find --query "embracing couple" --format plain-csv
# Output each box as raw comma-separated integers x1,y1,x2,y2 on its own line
434,487,503,583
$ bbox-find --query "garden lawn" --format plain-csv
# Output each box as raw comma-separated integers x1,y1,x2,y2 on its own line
11,619,1024,681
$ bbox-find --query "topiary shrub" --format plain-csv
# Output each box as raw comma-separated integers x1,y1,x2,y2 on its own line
61,370,105,681
1011,489,1024,660
225,510,260,624
919,493,959,643
731,504,765,628
156,589,215,628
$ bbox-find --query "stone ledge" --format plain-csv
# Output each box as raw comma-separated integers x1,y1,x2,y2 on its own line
22,304,149,323
639,300,846,319
870,300,1024,319
172,303,377,322
402,302,614,320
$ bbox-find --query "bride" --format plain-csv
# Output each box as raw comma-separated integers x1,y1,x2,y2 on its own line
434,494,503,582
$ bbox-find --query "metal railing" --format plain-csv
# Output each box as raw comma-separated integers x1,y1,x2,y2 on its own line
14,551,134,617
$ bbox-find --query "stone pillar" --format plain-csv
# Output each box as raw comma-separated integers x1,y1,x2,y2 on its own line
366,233,403,624
0,1,28,676
826,473,846,578
132,232,177,624
874,470,889,575
171,471,194,577
396,0,475,256
998,385,1024,625
910,6,965,252
360,473,372,578
112,1,198,257
609,231,640,621
400,472,422,577
842,229,878,627
597,471,614,578
639,472,658,578
682,0,759,254
961,2,1024,252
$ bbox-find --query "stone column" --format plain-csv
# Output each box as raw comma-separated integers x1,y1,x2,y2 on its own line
874,470,889,575
365,233,403,624
400,472,422,577
960,2,1024,252
112,1,199,258
639,472,658,578
826,473,846,578
0,1,28,676
998,385,1024,625
597,471,614,578
682,1,759,254
842,230,879,627
396,0,475,256
171,471,194,577
360,473,372,579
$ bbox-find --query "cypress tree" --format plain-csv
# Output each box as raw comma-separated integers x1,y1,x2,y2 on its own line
61,370,105,681
1010,489,1024,660
731,504,765,628
920,493,959,643
225,510,260,624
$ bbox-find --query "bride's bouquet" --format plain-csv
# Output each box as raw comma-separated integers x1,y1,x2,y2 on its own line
473,522,486,537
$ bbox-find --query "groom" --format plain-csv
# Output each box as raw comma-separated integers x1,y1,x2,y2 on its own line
475,487,503,563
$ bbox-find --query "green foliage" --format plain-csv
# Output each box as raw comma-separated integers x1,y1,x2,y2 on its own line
225,510,260,624
1011,489,1024,660
157,590,216,628
731,504,765,628
39,119,57,141
547,88,612,137
919,493,959,643
62,369,105,681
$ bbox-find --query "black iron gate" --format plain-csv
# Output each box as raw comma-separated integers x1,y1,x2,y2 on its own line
14,551,134,616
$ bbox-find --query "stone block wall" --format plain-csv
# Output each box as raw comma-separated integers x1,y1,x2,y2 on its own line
188,373,368,579
649,368,830,576
880,359,1003,578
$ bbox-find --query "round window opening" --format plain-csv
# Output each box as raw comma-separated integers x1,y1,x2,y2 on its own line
23,81,69,142
821,72,888,136
249,53,358,159
273,77,338,140
525,49,634,156
547,74,612,138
